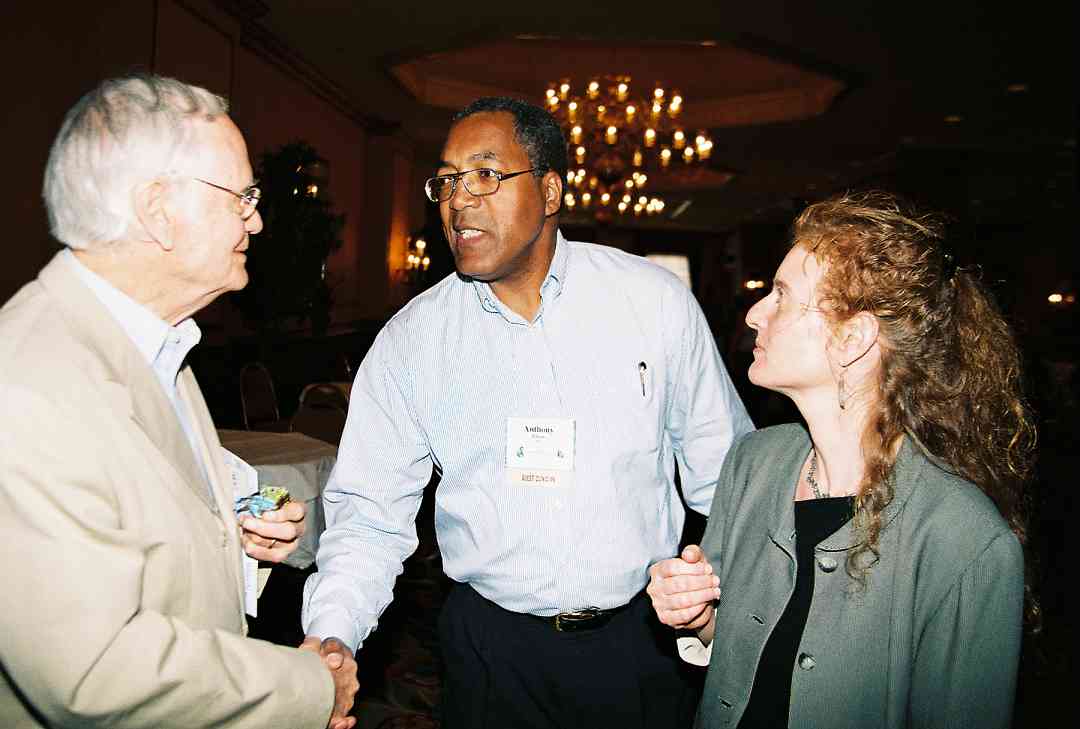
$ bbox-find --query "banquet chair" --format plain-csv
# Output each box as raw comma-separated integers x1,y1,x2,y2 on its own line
239,362,289,431
290,402,347,446
298,382,350,412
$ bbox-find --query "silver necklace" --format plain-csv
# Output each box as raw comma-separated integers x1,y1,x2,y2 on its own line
806,449,829,499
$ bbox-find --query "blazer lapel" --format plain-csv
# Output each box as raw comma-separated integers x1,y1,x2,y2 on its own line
179,368,234,517
767,427,809,556
37,253,215,511
180,368,245,601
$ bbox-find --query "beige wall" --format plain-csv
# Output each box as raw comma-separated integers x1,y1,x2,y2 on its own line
0,0,400,334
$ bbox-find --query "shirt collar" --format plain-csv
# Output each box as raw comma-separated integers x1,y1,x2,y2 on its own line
471,230,570,322
543,229,569,298
63,249,201,376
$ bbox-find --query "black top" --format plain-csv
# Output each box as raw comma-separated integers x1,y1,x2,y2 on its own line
738,495,855,729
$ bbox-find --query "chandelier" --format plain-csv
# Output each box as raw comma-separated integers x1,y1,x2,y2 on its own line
544,75,713,218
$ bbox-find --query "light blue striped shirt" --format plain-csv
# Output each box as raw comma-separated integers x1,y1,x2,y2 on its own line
303,233,753,650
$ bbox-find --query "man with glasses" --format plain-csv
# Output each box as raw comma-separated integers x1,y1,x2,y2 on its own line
304,97,752,728
0,75,357,729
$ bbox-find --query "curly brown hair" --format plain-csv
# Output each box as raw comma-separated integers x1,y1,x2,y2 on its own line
792,190,1038,625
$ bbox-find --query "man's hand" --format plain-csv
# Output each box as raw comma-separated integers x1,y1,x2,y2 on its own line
646,545,720,630
300,636,359,729
240,500,306,562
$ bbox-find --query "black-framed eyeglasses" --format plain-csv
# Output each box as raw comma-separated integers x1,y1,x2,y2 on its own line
194,177,262,220
424,167,535,203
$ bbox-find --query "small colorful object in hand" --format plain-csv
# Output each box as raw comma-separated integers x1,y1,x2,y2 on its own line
234,485,291,518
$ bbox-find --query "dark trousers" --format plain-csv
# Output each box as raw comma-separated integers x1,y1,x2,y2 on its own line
438,582,701,729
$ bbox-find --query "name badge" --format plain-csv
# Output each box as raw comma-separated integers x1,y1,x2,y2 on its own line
505,417,575,488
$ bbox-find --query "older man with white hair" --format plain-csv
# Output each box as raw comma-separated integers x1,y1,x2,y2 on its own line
0,75,358,729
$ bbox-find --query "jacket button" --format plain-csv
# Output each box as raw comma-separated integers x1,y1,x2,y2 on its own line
816,555,838,573
798,653,816,670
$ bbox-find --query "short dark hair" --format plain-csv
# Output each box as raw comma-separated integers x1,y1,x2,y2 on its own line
452,97,568,182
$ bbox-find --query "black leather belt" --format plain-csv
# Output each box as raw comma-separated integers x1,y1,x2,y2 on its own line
533,603,633,632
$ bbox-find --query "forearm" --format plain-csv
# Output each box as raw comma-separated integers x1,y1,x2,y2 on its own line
302,464,426,650
303,526,416,651
668,290,754,514
697,607,717,646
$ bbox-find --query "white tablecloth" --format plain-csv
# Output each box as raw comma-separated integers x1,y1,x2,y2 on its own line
218,429,337,569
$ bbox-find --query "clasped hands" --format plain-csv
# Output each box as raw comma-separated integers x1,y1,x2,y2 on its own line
300,636,360,729
647,544,721,633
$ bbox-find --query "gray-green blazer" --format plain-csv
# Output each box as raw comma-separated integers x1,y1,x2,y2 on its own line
698,424,1023,728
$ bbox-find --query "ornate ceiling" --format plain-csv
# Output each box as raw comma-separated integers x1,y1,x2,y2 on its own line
247,0,1074,231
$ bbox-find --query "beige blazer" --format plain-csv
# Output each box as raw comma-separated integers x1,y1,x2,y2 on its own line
0,253,333,728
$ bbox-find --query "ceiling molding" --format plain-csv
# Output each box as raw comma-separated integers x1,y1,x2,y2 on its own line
687,79,846,129
386,35,846,131
209,0,397,133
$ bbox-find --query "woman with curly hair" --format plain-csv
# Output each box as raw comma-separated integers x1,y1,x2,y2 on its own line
647,190,1036,728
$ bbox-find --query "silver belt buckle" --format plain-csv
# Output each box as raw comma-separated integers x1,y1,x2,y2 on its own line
553,607,603,632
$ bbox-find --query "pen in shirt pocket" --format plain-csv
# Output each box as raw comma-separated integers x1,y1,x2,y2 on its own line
638,361,648,397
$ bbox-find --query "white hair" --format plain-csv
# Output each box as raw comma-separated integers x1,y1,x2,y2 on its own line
42,74,229,250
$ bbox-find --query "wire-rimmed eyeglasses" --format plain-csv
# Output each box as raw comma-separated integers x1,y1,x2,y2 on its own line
194,177,262,220
424,167,535,203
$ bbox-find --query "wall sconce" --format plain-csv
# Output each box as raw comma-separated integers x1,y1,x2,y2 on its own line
403,233,431,284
